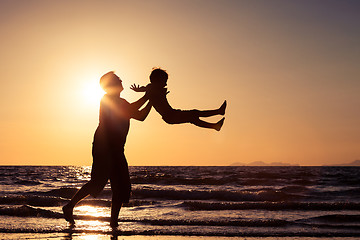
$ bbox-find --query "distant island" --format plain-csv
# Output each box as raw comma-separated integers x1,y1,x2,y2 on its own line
323,160,360,167
229,161,299,166
230,160,360,167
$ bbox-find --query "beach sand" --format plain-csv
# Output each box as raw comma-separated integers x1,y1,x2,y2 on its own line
0,234,245,240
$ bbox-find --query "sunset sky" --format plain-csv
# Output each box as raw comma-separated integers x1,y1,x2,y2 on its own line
0,0,359,166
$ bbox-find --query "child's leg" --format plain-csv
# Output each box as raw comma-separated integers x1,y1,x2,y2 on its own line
192,117,225,131
161,101,226,126
194,100,227,117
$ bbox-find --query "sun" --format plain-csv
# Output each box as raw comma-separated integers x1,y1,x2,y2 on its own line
81,81,105,106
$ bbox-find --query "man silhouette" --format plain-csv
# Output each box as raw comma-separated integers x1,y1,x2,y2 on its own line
63,71,151,227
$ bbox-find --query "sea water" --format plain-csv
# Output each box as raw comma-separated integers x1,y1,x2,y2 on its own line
0,166,360,238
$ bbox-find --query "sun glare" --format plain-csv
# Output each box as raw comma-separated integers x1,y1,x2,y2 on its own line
81,81,105,106
77,205,105,218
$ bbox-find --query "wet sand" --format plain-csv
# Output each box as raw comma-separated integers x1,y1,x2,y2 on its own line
1,234,359,240
0,234,243,240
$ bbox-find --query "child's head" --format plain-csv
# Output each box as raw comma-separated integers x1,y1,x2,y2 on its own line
150,68,168,87
100,71,123,94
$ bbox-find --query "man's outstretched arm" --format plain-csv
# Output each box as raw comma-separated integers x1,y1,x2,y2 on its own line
131,101,152,121
130,93,148,111
129,84,151,110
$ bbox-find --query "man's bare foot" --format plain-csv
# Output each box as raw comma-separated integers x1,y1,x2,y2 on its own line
214,117,225,131
62,205,75,224
219,100,227,115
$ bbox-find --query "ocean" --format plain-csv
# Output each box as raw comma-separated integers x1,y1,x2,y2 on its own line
0,166,360,239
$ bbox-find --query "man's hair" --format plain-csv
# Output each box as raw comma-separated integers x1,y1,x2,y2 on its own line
150,68,168,83
100,71,118,91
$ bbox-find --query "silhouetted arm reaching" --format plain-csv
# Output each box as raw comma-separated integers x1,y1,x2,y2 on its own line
129,92,149,111
128,85,152,120
130,84,147,92
131,101,152,121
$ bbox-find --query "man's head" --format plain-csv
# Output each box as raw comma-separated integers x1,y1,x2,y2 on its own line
149,68,168,87
100,71,123,94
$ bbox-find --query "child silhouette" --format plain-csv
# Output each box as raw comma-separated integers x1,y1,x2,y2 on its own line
131,68,226,131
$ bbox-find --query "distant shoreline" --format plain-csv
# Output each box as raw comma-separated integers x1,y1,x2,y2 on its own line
0,164,359,167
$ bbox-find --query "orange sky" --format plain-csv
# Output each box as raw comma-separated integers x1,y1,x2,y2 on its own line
0,0,359,166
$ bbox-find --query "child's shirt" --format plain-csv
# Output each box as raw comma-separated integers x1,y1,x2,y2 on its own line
147,85,174,116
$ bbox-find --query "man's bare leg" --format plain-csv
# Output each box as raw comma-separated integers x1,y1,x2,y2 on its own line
63,182,93,224
110,194,122,228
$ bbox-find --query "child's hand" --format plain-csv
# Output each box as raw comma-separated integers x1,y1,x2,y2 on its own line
130,84,147,92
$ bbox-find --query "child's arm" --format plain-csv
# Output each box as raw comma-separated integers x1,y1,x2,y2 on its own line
129,84,152,110
130,84,148,92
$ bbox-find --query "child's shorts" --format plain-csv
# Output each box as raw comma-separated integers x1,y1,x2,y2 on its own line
162,109,198,124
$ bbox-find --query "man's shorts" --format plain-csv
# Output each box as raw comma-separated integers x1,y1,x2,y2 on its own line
89,142,131,203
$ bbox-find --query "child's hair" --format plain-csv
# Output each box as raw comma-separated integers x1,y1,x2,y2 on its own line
150,68,168,84
100,71,119,92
